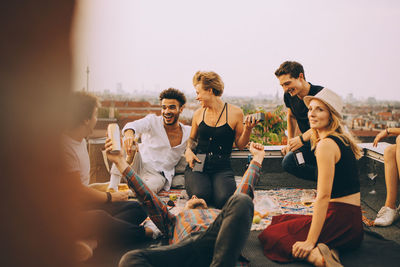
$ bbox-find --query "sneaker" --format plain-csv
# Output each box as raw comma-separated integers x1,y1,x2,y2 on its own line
144,220,162,239
374,206,399,226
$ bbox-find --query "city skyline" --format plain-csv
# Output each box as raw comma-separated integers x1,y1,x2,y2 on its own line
72,0,400,101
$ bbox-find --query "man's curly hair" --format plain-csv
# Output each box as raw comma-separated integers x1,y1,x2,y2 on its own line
159,88,186,107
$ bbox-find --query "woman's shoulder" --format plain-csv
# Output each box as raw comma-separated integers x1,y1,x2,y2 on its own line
193,107,204,117
192,107,205,124
227,103,243,115
316,137,340,152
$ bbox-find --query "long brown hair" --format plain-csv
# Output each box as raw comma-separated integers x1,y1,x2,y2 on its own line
310,107,362,159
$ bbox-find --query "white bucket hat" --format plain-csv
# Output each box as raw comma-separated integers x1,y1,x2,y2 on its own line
303,88,343,118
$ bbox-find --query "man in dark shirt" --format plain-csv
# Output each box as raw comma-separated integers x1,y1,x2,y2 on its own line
275,61,323,181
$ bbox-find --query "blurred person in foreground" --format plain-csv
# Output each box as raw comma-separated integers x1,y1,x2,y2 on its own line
372,128,400,226
184,70,258,209
109,88,191,193
275,61,324,181
0,1,80,266
106,140,265,267
259,89,363,267
63,92,155,261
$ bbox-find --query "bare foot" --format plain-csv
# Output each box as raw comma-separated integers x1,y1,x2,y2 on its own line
307,247,325,267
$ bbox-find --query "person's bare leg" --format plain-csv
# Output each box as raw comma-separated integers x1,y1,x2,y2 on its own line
395,135,400,204
384,144,398,209
306,247,324,267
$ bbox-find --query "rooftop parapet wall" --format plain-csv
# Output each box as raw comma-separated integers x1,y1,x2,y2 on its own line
87,139,389,184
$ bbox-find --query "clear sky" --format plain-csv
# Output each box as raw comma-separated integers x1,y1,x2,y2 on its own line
72,0,400,100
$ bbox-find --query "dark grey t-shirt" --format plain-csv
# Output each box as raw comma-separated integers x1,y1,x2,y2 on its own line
283,83,323,133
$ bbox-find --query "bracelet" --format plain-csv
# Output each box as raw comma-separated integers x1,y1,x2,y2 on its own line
106,192,112,203
299,135,305,145
386,128,390,135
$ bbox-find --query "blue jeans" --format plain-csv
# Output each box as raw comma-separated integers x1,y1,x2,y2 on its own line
281,143,317,181
119,193,254,267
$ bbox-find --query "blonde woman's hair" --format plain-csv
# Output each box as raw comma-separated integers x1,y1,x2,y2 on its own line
192,71,224,96
310,110,362,159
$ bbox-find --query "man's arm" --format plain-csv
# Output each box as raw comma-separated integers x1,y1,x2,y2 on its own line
68,171,128,205
235,142,264,198
286,108,297,139
107,140,175,236
285,109,314,153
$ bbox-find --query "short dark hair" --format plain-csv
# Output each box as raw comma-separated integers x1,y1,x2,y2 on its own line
159,88,186,107
274,61,306,80
67,91,100,129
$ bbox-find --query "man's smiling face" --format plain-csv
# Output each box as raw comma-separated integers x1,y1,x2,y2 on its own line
278,74,304,97
161,98,182,126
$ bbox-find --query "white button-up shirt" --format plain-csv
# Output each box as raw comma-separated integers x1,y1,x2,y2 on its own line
122,114,191,191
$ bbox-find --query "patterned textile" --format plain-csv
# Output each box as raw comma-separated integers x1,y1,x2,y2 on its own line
156,188,316,231
251,188,315,231
123,162,261,244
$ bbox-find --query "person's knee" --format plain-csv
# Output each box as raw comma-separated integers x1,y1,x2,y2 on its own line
119,250,148,267
229,194,254,214
143,175,165,194
281,152,296,173
396,135,400,145
146,182,162,194
384,144,396,161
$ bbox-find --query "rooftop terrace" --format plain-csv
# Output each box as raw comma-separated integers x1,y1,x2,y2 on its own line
85,142,400,267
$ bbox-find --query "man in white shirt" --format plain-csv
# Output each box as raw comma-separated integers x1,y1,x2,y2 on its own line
110,88,191,193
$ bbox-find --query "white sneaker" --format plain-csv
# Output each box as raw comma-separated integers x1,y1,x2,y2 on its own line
374,206,399,226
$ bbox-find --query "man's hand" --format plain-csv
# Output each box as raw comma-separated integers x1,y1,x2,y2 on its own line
123,129,137,154
292,240,315,259
373,130,388,147
111,191,129,202
185,148,201,169
287,136,304,152
105,138,128,172
281,145,290,156
249,142,265,165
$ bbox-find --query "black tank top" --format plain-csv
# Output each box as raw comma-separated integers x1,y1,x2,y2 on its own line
196,103,235,171
325,135,360,199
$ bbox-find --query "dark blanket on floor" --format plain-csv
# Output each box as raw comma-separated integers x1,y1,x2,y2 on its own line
242,228,400,267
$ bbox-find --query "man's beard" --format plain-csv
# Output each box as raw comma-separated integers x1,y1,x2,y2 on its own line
163,113,179,125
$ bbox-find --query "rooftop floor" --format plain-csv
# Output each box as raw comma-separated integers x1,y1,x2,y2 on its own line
84,142,400,266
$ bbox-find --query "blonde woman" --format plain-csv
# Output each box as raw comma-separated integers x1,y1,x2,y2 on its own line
184,71,258,208
259,89,363,267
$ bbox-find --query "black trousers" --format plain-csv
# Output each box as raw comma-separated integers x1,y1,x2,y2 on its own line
281,142,317,181
81,201,148,245
185,167,237,209
119,193,254,267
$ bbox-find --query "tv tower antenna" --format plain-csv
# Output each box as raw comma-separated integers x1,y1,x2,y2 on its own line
86,65,90,91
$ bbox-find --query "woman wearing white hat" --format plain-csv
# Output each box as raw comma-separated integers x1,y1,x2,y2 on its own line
258,88,363,267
